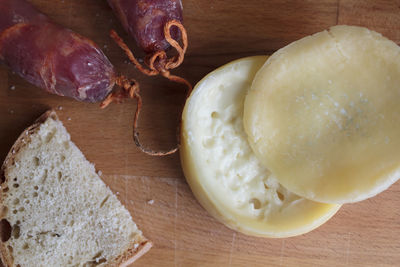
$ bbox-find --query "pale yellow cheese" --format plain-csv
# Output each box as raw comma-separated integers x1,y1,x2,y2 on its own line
180,56,340,237
244,25,400,204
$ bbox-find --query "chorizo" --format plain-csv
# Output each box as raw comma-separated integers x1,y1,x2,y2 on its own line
107,0,183,53
106,0,188,81
0,0,116,102
105,0,190,156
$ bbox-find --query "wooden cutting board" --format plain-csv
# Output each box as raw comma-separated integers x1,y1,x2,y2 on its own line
1,0,400,266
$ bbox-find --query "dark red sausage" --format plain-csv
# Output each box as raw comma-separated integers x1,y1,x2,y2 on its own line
107,0,183,53
0,0,116,102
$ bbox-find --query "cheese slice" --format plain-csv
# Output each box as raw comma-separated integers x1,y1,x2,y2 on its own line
181,56,340,237
244,25,400,204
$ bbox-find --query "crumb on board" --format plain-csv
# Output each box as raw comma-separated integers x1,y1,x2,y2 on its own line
147,199,154,205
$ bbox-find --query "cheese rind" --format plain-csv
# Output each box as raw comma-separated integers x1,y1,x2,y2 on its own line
244,26,400,204
181,56,340,237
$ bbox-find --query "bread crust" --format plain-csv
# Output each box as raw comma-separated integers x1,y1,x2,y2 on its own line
116,240,152,267
0,110,56,267
0,110,152,267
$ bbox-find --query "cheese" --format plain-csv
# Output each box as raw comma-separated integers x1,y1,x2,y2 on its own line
181,56,340,237
244,26,400,204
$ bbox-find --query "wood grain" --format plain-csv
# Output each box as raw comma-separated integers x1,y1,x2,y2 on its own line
0,0,399,266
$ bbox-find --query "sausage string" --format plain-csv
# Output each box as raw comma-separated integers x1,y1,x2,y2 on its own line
101,20,191,156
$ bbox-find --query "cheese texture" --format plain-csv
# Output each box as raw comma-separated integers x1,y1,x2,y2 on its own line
180,56,340,237
244,26,400,204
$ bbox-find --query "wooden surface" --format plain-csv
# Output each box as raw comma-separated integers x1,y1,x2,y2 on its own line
1,0,400,266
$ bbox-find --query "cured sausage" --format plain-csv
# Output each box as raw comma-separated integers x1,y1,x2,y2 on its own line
106,0,188,83
0,0,116,102
105,0,191,156
107,0,183,53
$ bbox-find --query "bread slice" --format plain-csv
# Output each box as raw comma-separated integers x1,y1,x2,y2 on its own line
0,111,151,267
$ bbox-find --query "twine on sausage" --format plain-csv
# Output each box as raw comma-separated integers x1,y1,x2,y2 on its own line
100,76,138,107
101,20,191,156
109,20,192,96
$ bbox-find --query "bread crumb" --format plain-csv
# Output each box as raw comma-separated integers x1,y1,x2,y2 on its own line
147,199,154,205
57,106,63,111
97,171,102,176
9,85,15,90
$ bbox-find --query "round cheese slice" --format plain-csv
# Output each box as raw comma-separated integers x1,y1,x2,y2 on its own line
244,26,400,204
180,56,340,237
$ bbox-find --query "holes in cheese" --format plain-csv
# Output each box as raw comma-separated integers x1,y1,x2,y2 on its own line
181,56,340,237
244,25,400,204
